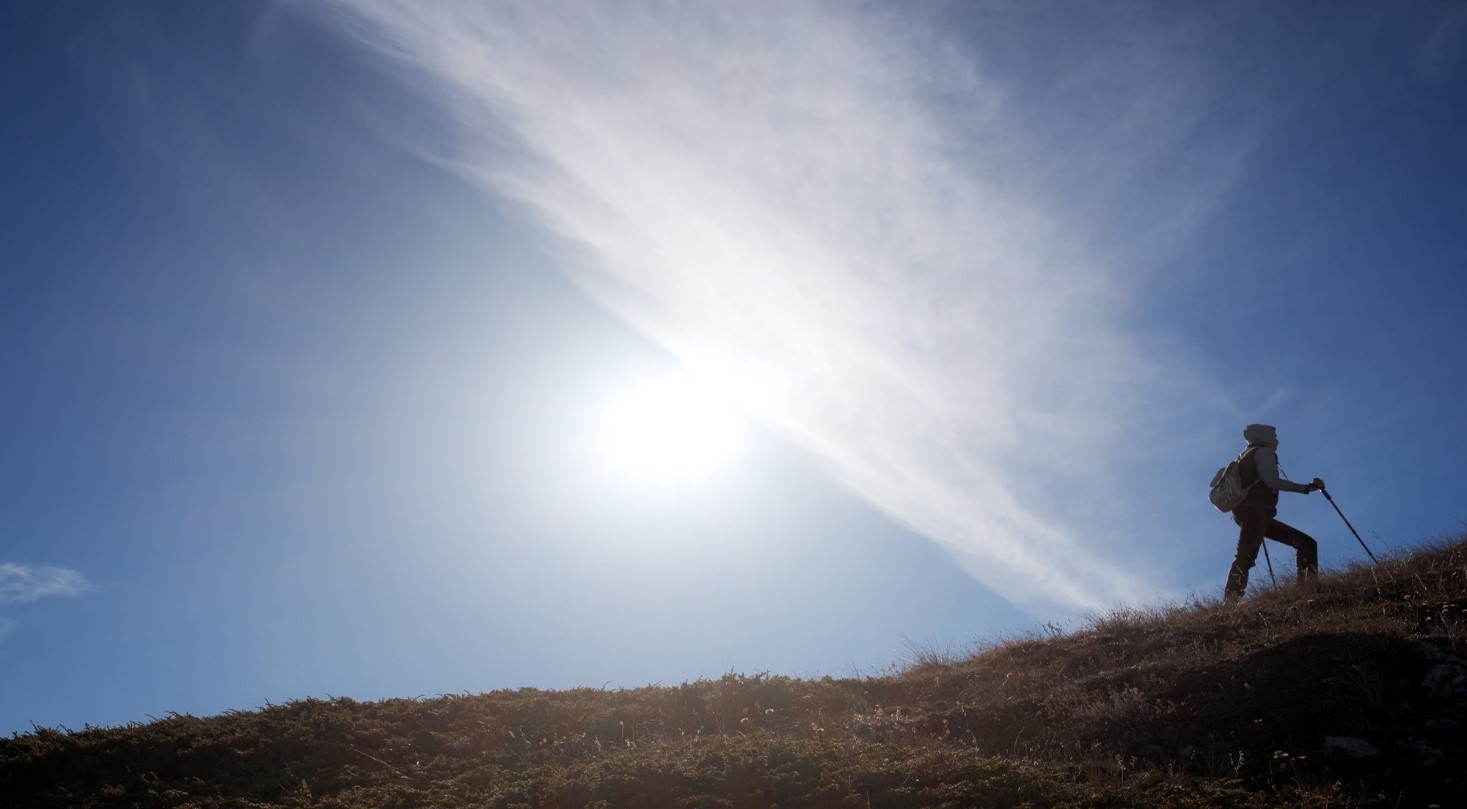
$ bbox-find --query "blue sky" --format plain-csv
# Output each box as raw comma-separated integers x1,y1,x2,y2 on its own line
3,1,1464,735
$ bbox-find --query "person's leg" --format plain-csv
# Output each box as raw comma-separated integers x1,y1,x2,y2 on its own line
1227,506,1269,601
1264,518,1319,584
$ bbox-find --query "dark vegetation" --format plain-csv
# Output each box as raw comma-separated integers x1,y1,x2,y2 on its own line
5,534,1467,808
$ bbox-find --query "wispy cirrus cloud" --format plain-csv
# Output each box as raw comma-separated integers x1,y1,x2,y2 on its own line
1422,3,1467,79
318,1,1250,613
0,563,91,605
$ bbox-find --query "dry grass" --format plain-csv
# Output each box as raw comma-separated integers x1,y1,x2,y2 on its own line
4,535,1465,808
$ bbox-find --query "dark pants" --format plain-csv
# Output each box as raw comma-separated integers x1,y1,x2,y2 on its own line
1225,504,1318,601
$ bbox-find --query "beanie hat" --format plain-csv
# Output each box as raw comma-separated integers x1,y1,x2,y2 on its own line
1243,423,1278,446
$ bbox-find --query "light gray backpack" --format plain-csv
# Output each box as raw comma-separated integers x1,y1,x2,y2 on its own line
1208,448,1259,513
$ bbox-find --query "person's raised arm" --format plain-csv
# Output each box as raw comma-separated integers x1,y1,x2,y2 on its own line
1254,446,1314,494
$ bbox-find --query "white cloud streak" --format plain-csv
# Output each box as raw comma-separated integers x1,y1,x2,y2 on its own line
0,563,91,604
321,0,1244,613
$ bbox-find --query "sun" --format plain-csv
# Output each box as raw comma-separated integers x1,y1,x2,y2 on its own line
603,375,744,480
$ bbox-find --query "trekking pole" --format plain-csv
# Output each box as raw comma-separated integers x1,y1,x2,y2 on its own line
1321,487,1378,564
1260,540,1277,586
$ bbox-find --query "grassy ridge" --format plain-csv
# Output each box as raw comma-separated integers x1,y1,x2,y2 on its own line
4,535,1465,808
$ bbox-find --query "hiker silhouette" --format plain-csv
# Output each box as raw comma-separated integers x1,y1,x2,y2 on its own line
1224,424,1325,602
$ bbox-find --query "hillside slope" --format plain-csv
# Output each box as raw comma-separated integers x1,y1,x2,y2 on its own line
4,535,1466,808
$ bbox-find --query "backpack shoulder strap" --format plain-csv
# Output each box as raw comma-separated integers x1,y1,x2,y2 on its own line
1237,446,1263,489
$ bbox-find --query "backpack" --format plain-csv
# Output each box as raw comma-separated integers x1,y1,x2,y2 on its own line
1208,448,1260,513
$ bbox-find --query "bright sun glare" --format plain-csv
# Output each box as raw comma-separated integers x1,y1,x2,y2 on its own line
603,376,744,479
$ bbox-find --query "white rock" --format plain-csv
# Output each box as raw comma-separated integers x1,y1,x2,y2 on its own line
1418,743,1446,768
1325,736,1379,758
